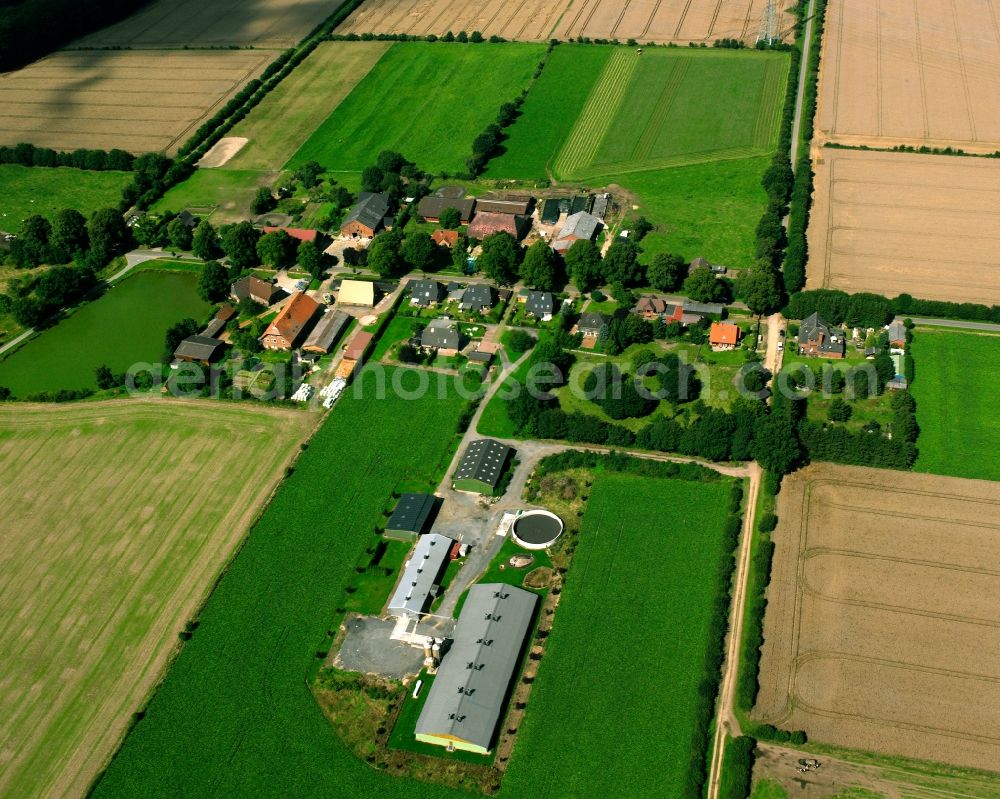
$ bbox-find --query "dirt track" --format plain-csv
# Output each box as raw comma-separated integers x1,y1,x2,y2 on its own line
816,0,1000,151
807,148,1000,305
755,463,1000,773
0,399,316,799
340,0,790,44
0,50,271,154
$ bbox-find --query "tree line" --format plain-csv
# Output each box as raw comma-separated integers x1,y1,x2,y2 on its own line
785,287,1000,326
0,142,134,172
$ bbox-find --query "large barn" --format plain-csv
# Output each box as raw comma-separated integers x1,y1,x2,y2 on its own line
415,584,538,754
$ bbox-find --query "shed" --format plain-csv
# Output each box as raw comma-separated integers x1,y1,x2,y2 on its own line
387,533,454,619
344,331,374,361
174,335,225,364
302,309,351,354
474,198,531,215
338,279,376,307
417,196,476,223
385,493,438,541
453,439,513,494
540,198,562,224
467,212,528,241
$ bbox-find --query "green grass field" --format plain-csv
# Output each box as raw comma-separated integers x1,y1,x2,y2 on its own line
152,168,273,224
0,164,130,229
0,399,315,799
287,42,546,174
615,156,773,268
487,47,787,181
0,270,210,397
501,473,733,797
910,330,1000,482
485,45,611,180
224,41,392,171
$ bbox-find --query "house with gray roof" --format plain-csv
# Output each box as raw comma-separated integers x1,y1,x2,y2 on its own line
340,192,390,238
551,211,601,253
453,439,513,494
420,318,461,355
410,279,444,307
524,291,554,321
575,311,608,338
798,312,846,359
459,283,495,313
385,493,438,541
387,533,454,619
415,584,538,754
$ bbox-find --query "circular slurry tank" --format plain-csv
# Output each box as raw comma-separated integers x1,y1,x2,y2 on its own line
511,510,563,550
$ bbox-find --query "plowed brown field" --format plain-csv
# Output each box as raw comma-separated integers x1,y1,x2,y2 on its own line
806,148,1000,305
0,50,272,155
339,0,790,44
816,0,1000,151
756,464,1000,772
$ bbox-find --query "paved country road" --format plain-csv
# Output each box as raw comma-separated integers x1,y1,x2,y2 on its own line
908,317,1000,333
790,0,818,169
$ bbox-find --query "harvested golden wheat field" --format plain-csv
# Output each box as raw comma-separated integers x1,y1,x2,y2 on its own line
0,399,315,799
0,50,272,155
73,0,344,48
756,463,1000,772
816,0,1000,150
339,0,789,44
807,148,1000,305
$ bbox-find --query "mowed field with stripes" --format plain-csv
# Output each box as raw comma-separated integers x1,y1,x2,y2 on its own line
0,400,315,799
488,47,788,181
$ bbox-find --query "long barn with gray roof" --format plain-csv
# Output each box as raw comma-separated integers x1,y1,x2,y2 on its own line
415,584,537,754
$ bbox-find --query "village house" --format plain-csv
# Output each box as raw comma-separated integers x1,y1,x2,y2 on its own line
887,319,907,349
797,312,846,359
459,283,495,313
575,311,608,340
340,192,390,238
260,292,321,350
231,276,281,306
709,321,741,351
431,228,459,248
523,290,554,321
409,279,444,307
420,318,461,356
634,296,670,321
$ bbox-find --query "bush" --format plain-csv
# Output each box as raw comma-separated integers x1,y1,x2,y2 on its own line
501,329,535,355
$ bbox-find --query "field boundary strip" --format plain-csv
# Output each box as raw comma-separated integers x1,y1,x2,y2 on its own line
552,49,636,179
753,57,787,149
566,144,766,180
632,57,691,162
